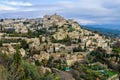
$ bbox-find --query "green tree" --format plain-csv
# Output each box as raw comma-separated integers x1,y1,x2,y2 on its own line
13,48,22,67
28,29,33,37
8,48,25,80
22,61,40,80
0,41,2,47
35,60,41,66
20,40,29,49
0,65,7,80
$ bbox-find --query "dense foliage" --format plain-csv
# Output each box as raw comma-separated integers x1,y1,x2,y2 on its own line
0,49,59,80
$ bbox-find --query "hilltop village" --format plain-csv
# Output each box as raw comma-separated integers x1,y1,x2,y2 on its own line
0,14,120,80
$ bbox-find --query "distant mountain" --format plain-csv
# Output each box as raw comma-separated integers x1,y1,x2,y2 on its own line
83,24,120,30
81,24,120,38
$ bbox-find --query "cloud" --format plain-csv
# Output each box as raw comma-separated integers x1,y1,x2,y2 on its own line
76,19,96,24
0,0,120,24
57,1,75,8
55,0,120,24
0,4,17,11
6,1,32,6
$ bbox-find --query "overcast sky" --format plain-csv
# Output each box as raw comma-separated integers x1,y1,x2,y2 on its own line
0,0,120,24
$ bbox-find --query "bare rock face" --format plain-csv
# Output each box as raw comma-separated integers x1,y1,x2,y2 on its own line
52,68,75,80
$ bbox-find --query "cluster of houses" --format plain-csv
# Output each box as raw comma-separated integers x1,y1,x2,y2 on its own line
0,14,113,67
